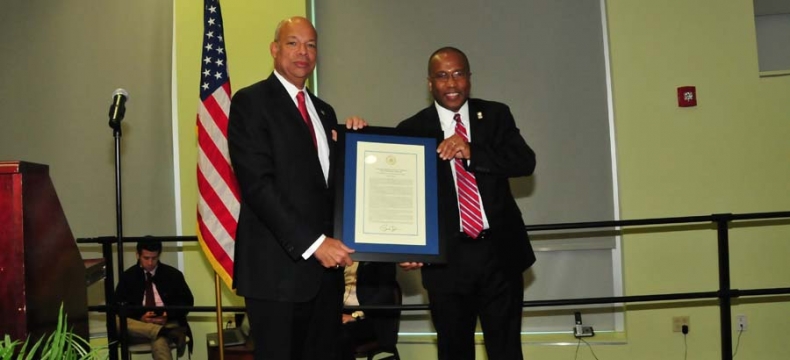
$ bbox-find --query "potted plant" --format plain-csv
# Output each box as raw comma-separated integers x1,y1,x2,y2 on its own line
0,304,108,360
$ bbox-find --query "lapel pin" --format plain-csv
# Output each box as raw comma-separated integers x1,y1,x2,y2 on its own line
477,112,483,120
320,109,325,116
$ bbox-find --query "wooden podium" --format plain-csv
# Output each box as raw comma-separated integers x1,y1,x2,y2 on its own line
0,161,89,341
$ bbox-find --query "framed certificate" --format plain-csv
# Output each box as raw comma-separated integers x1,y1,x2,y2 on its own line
334,126,443,263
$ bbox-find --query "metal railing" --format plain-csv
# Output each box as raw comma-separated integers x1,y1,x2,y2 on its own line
78,210,790,360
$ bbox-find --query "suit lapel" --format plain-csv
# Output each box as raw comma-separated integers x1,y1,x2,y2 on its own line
467,100,484,141
307,89,335,189
424,106,445,142
421,106,461,229
267,74,319,144
265,75,327,188
306,89,334,152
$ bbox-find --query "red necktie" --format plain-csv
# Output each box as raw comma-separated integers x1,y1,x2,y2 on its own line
296,91,317,148
453,113,483,239
144,272,155,308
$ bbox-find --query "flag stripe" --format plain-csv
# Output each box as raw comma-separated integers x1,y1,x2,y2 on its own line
200,87,231,138
198,148,240,217
198,166,239,239
198,115,240,201
198,213,234,273
198,195,236,256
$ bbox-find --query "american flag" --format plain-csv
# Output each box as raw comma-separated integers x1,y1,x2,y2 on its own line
197,0,239,288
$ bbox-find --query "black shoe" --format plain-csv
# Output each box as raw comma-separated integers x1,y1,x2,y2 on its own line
163,326,188,358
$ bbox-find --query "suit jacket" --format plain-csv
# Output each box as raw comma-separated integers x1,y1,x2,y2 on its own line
397,98,537,293
354,262,399,348
114,262,194,326
228,72,341,302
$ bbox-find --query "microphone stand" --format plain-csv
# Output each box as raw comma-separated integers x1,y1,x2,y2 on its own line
110,123,125,279
108,119,128,360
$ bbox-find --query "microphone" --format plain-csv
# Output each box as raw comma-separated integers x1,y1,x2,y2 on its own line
108,88,129,130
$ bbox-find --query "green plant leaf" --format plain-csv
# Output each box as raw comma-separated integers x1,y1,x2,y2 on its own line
1,303,109,360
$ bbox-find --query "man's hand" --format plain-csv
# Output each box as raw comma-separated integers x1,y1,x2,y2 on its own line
437,135,470,161
398,262,424,271
141,311,168,325
314,237,355,268
332,116,368,141
345,116,367,131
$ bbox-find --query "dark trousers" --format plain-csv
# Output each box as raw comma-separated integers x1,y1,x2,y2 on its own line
428,233,525,360
246,270,343,360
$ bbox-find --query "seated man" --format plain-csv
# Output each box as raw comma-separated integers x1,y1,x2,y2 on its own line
340,261,399,360
114,240,194,359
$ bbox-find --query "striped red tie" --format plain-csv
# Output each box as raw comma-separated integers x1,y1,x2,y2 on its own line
296,91,317,148
453,113,483,239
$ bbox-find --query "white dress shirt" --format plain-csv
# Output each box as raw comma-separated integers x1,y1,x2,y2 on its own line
273,70,330,259
434,101,491,231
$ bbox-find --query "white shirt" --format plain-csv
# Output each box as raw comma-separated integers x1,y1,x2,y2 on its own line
434,101,491,231
273,70,330,259
273,70,330,182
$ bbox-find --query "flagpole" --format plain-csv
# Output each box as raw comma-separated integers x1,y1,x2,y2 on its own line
215,272,225,360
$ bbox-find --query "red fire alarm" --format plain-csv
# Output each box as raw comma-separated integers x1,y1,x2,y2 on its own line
677,86,697,107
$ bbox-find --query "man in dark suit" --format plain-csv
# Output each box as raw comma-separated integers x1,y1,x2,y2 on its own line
114,240,193,359
397,47,537,360
339,262,399,360
227,16,365,360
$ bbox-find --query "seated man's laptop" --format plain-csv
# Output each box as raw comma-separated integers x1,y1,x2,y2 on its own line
207,328,246,347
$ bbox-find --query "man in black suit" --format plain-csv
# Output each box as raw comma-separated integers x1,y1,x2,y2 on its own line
114,240,192,359
397,47,537,360
227,16,365,360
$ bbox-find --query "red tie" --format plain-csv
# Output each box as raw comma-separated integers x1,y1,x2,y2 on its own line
296,91,317,148
453,113,483,239
144,272,155,308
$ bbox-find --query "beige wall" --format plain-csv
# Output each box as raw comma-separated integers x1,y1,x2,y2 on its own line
605,0,790,359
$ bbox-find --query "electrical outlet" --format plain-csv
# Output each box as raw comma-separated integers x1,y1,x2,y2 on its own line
573,325,595,338
736,315,748,331
672,316,690,332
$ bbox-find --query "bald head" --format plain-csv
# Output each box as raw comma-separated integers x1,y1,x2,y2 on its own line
428,47,470,76
270,16,318,88
274,16,316,42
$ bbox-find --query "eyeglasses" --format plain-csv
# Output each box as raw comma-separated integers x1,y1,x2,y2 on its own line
432,70,470,82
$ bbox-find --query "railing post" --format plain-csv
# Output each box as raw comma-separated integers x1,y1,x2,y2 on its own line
714,213,733,360
102,239,119,360
118,303,130,360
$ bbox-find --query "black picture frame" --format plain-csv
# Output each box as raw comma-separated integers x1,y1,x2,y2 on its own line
334,126,444,263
